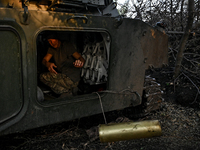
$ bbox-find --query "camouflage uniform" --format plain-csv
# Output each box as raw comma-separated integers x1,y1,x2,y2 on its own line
40,72,78,94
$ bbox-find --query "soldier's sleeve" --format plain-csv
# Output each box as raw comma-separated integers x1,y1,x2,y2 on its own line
47,47,54,55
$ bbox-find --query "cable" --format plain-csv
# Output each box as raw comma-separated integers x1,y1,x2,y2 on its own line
95,92,107,124
94,88,141,125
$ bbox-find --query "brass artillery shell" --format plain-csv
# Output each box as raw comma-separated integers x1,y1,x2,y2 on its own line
99,120,162,143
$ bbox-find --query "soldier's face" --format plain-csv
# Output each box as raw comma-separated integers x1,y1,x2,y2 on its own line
48,39,61,49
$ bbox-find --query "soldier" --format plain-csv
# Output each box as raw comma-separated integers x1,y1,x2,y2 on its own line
40,34,85,97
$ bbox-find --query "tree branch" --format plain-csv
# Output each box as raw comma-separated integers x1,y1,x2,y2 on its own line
174,0,195,78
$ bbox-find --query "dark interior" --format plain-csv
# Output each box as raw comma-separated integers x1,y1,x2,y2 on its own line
36,30,110,101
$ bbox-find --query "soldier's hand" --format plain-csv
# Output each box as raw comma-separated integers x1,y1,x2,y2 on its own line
73,60,84,68
47,62,57,74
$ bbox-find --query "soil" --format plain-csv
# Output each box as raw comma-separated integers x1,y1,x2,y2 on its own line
1,66,200,150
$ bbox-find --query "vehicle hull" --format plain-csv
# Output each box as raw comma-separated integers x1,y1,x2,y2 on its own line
0,8,168,135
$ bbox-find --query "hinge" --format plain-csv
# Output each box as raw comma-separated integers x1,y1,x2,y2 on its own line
19,0,30,25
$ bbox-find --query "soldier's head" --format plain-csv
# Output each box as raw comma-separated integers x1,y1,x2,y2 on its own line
47,34,61,49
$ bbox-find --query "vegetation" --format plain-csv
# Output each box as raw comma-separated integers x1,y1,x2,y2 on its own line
117,0,200,104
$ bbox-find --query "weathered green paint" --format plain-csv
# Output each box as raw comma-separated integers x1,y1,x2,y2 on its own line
0,28,22,123
0,1,168,135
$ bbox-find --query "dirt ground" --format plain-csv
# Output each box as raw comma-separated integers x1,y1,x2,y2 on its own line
1,66,200,150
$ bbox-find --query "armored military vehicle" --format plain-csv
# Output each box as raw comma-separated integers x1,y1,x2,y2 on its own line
0,0,168,135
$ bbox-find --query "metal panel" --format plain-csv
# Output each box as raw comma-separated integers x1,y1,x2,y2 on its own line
141,28,168,69
0,27,23,123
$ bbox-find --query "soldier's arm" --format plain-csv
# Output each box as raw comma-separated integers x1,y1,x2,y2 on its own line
72,52,85,68
42,53,57,74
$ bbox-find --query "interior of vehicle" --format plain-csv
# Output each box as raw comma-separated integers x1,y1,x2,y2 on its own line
36,30,110,101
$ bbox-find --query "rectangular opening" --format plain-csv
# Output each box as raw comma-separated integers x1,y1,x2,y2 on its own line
37,30,110,101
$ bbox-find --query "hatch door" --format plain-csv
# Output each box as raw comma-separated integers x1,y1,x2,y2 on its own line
0,26,23,124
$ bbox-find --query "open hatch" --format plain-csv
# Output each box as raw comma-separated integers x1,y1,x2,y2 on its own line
37,30,111,101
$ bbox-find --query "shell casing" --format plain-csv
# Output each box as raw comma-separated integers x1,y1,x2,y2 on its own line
99,120,162,143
